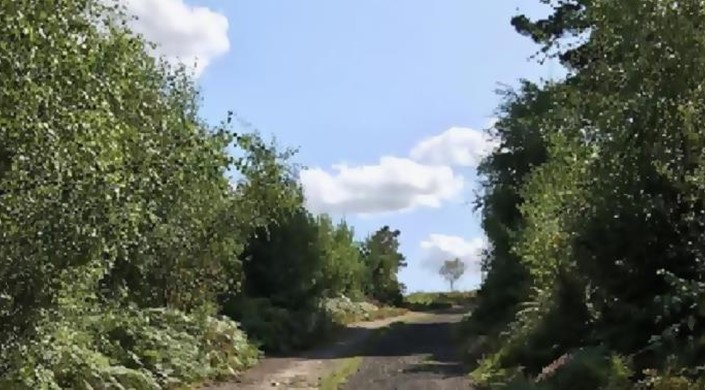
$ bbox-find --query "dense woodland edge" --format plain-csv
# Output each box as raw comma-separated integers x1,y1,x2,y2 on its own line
5,0,705,389
0,2,407,388
465,0,705,388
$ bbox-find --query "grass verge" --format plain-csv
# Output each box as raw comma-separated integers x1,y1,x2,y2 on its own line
403,291,476,311
317,317,408,389
319,357,363,390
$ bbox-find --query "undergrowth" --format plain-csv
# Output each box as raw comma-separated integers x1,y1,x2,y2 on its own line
223,296,406,353
0,306,259,390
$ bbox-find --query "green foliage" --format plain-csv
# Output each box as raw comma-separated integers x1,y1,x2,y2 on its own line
0,307,258,389
465,80,553,349
467,0,705,387
319,296,380,324
237,214,408,351
361,226,407,306
471,348,632,390
222,297,332,353
404,291,475,311
635,367,705,390
223,296,402,353
240,208,371,309
0,0,409,387
225,150,409,354
317,216,367,299
510,0,591,70
0,0,251,381
439,258,467,292
0,0,354,387
535,348,632,390
241,207,323,309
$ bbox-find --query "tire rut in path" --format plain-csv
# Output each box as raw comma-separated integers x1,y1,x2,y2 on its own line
342,310,474,390
201,312,427,390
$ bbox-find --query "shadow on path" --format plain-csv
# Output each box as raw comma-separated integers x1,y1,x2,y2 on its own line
340,307,475,389
204,307,473,389
303,306,470,361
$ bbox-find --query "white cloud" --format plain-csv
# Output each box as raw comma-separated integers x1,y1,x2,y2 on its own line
300,157,464,215
420,234,486,273
299,121,500,216
121,0,230,77
410,126,499,167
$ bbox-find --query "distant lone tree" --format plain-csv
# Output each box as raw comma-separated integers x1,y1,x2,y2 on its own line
439,258,466,292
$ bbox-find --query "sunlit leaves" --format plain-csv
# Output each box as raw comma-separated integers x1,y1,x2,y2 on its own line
470,0,705,386
0,0,294,386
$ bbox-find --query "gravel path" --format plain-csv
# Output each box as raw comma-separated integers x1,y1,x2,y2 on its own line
200,312,427,390
201,308,473,390
342,308,473,390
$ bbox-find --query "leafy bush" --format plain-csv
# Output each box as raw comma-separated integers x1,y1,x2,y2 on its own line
223,296,402,354
0,307,259,389
404,291,475,311
466,1,705,388
0,0,283,387
360,227,407,306
319,296,379,323
0,0,411,387
223,297,321,353
635,368,705,390
536,348,632,390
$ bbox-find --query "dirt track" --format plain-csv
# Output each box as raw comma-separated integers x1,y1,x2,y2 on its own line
201,308,473,390
342,308,473,390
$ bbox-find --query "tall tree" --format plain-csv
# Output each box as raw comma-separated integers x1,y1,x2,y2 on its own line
470,1,705,387
0,0,244,344
0,0,287,386
361,226,407,305
317,215,365,298
241,206,323,310
468,80,553,338
510,0,592,70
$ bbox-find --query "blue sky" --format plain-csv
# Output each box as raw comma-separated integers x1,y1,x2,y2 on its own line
126,0,562,292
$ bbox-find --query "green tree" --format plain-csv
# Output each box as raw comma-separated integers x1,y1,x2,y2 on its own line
470,1,705,387
510,0,591,70
467,80,553,341
241,206,322,310
439,258,466,292
0,0,289,386
240,209,367,310
0,0,234,343
361,226,407,305
317,215,366,299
